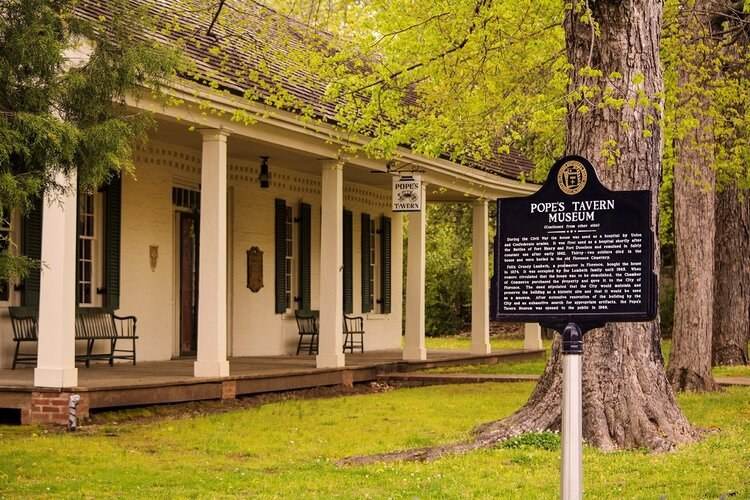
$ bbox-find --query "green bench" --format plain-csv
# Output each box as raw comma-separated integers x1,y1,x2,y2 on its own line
9,306,138,369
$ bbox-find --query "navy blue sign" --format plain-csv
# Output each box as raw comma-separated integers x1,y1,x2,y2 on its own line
492,155,657,327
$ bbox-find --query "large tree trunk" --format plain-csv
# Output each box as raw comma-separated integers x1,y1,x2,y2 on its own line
481,0,697,451
712,184,750,365
341,1,697,466
667,0,719,391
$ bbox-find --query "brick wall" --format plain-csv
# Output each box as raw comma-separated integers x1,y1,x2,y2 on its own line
21,392,90,426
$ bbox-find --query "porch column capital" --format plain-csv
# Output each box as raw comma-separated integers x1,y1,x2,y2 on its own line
198,128,230,141
320,159,344,172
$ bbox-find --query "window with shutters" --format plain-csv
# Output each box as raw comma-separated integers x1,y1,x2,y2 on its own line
78,193,103,307
284,205,295,311
369,220,378,312
0,209,11,303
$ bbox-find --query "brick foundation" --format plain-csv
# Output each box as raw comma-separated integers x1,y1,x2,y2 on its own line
21,392,90,426
340,370,354,389
221,380,237,400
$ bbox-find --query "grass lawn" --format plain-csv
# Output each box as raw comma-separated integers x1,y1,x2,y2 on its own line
422,335,541,352
425,336,750,379
1,382,749,498
1,335,747,498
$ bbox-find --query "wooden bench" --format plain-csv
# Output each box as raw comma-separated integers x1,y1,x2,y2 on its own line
8,307,138,369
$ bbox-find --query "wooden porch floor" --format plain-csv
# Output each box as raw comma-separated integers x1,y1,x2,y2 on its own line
0,348,544,416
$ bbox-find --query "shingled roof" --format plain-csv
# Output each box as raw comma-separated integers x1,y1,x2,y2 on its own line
75,0,534,181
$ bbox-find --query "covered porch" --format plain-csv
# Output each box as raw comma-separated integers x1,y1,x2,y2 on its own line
0,347,544,424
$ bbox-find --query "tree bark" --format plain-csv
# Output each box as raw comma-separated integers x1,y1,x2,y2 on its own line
340,1,698,466
712,184,750,365
492,0,698,450
667,0,719,392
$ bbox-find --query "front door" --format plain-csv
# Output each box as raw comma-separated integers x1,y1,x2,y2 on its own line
179,211,199,356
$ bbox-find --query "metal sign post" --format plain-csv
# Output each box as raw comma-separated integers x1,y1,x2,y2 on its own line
561,323,583,500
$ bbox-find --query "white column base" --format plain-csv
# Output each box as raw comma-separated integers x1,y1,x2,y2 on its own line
471,342,491,355
194,360,230,378
403,346,427,361
524,323,544,350
316,352,345,369
34,367,78,388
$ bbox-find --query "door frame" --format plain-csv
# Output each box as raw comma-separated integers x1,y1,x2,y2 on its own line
176,209,199,357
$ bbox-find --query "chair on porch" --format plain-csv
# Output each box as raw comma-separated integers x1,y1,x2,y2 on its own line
294,310,319,355
343,314,365,353
8,307,39,369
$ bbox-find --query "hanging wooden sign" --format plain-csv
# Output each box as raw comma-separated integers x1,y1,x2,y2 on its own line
247,246,263,292
392,175,422,212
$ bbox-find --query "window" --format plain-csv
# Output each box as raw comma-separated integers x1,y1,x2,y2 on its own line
78,193,96,305
284,205,294,310
0,209,10,302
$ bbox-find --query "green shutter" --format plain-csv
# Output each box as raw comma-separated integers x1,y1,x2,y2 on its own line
298,202,312,312
360,213,371,313
104,176,122,310
274,198,286,314
21,197,43,307
343,209,353,314
380,215,392,314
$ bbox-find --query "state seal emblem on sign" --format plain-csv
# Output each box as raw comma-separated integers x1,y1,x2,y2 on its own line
557,160,587,195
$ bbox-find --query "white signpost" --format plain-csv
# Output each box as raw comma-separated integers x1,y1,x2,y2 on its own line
561,323,583,500
392,175,422,212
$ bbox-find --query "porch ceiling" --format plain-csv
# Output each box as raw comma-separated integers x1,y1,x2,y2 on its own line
148,117,392,189
146,116,530,200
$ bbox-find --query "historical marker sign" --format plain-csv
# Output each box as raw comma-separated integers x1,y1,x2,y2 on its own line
493,155,657,327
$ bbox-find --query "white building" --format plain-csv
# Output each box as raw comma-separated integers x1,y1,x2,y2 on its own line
0,0,542,424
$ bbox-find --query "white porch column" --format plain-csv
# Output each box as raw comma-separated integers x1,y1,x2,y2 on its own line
34,172,79,388
317,160,346,368
524,323,544,350
404,183,427,361
194,129,230,378
471,199,491,355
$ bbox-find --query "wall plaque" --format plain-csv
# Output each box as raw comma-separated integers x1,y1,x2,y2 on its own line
492,155,657,329
247,246,263,292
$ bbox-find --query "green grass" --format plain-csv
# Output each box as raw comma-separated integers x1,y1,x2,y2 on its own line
662,339,750,378
426,336,750,379
713,364,750,378
1,383,749,498
1,335,747,498
423,335,536,351
423,336,550,375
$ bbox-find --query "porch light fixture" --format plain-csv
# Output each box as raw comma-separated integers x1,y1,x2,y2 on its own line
259,156,270,189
